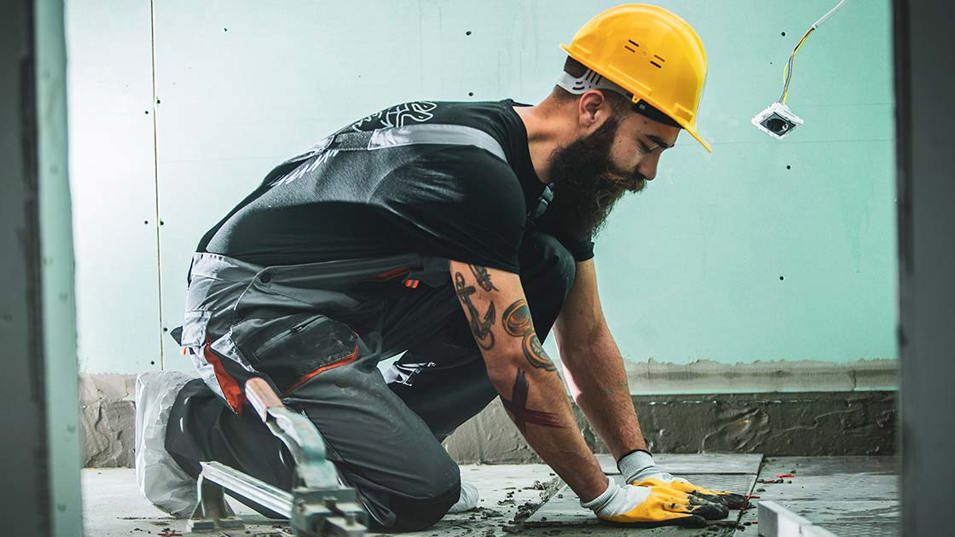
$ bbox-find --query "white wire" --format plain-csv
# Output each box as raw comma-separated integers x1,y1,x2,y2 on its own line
811,0,849,30
777,0,850,104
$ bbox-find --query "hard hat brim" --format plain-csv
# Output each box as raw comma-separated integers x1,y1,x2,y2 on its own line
685,126,713,153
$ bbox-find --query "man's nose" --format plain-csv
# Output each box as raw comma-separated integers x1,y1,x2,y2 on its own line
638,154,660,181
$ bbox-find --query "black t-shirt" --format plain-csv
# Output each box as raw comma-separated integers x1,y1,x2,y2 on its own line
200,99,595,273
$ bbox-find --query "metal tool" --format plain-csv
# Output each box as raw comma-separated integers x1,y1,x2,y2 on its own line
186,377,368,536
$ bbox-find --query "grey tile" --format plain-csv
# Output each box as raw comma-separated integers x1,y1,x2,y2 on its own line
755,474,898,501
816,521,900,537
596,452,763,475
762,499,899,524
741,457,901,537
759,456,898,476
734,508,759,537
516,523,738,536
737,505,900,537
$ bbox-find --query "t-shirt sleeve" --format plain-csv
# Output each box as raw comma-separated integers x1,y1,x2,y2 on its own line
381,147,526,273
533,211,595,262
556,232,595,262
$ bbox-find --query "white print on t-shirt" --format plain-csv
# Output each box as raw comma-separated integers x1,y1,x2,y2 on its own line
351,101,438,132
385,361,437,387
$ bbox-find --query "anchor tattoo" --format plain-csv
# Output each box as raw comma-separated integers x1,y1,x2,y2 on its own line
454,271,496,350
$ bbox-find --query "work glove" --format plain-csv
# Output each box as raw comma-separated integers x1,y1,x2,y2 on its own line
618,450,749,509
580,477,727,528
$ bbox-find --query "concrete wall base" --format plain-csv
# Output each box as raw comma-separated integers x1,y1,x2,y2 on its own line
80,374,137,467
444,390,896,463
79,373,895,468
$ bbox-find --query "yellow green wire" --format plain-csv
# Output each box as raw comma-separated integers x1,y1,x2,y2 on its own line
780,27,816,105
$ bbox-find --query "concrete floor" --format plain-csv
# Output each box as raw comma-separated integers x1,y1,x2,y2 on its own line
83,464,558,537
82,456,899,536
736,456,900,537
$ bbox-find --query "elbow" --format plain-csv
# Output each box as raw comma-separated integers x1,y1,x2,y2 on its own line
484,350,553,394
485,355,521,392
561,360,584,403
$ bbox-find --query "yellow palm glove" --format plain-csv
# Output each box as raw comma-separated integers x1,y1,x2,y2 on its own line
580,477,727,528
619,450,750,510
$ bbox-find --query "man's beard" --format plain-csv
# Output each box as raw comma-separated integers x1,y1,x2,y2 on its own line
547,116,647,238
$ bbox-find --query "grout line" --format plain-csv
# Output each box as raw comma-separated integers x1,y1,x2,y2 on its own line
148,0,165,369
735,454,767,531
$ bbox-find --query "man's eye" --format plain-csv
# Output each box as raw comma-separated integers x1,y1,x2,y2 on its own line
639,142,653,154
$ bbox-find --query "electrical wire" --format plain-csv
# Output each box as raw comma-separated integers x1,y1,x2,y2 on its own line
779,0,849,104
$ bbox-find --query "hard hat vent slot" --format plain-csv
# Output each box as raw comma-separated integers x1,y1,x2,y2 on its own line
650,61,663,69
624,39,640,53
653,54,666,63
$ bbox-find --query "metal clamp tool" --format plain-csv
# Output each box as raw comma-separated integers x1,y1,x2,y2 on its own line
186,377,368,536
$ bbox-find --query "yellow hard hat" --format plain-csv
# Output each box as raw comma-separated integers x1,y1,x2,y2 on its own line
561,4,711,152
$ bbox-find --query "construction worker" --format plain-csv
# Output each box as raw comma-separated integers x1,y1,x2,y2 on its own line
157,3,746,531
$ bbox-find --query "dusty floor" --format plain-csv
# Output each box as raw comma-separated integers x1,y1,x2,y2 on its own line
81,456,898,536
82,464,558,537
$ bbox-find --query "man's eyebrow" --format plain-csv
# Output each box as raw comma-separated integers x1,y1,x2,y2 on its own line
646,135,674,150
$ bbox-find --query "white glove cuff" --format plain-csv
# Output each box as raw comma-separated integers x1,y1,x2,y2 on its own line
579,476,614,511
617,450,656,482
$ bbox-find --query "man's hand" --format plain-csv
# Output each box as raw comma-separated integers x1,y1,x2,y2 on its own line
581,477,727,528
618,451,750,509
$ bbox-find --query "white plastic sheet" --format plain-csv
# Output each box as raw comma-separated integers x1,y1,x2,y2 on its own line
134,371,198,518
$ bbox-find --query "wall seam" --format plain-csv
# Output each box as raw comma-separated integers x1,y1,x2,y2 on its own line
148,0,165,368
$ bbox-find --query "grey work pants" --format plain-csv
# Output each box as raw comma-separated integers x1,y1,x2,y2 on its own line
165,231,577,531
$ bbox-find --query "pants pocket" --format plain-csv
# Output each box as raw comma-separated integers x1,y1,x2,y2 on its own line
230,312,361,393
180,310,212,352
180,309,247,413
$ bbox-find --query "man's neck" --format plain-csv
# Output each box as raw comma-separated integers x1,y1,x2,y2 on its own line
513,102,574,186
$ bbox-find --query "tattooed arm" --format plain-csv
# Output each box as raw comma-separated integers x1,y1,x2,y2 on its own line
553,258,649,459
450,260,607,503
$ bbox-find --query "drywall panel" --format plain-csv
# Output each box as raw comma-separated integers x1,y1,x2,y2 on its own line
65,0,895,375
150,0,612,369
67,0,162,372
151,0,896,372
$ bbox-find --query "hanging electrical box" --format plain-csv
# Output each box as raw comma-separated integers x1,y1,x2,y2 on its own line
752,0,849,139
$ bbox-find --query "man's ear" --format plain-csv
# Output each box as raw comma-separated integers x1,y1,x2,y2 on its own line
577,90,610,133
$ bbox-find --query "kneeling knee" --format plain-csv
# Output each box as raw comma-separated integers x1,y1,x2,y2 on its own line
386,478,461,531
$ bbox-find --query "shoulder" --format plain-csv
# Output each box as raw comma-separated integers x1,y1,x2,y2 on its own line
384,145,524,221
373,145,526,271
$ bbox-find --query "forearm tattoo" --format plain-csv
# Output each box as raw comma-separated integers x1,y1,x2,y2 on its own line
501,368,563,433
502,299,556,372
454,271,495,350
469,264,499,292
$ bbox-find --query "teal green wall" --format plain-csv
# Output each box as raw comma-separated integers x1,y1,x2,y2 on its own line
595,1,897,364
67,1,896,377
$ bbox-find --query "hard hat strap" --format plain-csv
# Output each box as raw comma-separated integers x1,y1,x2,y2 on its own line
557,68,630,96
556,69,681,129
